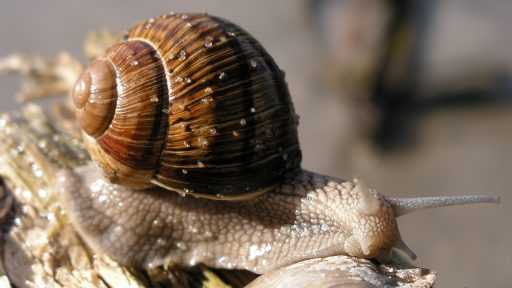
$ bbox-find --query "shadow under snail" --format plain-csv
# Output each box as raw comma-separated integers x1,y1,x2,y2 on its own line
57,12,499,275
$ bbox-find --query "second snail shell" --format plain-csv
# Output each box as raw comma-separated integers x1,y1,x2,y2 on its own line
72,13,302,199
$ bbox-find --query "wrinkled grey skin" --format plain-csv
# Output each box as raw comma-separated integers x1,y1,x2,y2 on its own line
56,164,401,274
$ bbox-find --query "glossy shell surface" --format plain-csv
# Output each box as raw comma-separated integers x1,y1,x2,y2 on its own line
73,13,301,199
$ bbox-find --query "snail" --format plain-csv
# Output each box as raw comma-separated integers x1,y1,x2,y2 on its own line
71,12,300,200
58,12,499,275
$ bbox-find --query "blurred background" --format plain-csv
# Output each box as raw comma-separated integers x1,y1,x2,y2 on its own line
0,0,510,286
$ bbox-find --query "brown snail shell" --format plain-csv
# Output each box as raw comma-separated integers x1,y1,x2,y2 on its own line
72,13,301,199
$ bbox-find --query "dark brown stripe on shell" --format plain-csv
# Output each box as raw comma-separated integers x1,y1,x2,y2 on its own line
96,40,169,171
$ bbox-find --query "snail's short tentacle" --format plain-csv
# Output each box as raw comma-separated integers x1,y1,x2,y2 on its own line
385,195,500,217
393,238,417,260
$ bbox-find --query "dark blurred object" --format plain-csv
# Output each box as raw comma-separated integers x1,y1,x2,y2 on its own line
370,0,431,150
308,0,512,151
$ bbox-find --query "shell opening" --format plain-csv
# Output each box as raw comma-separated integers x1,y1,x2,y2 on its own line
393,238,417,260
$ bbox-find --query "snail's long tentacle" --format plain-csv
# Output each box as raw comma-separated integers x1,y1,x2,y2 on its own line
385,195,500,217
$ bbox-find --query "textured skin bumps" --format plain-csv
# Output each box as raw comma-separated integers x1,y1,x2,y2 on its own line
57,165,400,274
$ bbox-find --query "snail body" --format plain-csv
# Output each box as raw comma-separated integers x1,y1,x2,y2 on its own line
60,167,393,273
63,12,499,275
57,165,497,273
72,13,300,199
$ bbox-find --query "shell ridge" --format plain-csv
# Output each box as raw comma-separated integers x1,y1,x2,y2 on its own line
125,37,172,180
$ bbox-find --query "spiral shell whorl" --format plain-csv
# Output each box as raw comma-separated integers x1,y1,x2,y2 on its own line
73,59,117,138
74,13,301,199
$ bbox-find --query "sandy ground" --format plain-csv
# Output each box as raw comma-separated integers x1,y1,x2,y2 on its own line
0,1,511,287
